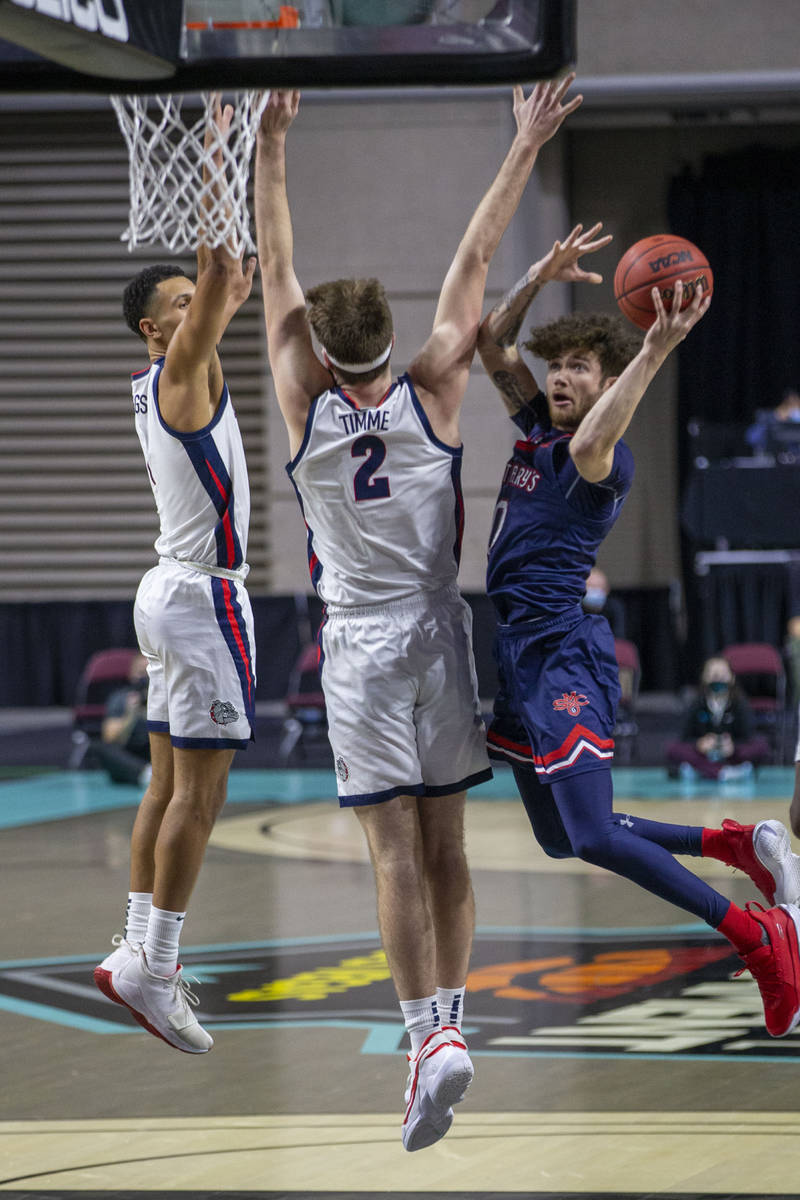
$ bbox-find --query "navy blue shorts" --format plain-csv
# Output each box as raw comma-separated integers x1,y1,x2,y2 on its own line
487,610,620,780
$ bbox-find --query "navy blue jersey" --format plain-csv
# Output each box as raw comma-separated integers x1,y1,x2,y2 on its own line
486,396,634,624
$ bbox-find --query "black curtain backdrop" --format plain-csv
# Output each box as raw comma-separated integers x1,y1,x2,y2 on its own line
668,143,800,675
669,142,800,480
0,590,679,709
0,597,303,709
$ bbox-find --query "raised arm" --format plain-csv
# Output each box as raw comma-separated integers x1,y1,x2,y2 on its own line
570,280,712,482
254,90,331,455
409,75,582,427
478,222,611,415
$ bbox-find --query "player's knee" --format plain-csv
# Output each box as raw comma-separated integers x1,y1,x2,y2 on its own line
423,838,469,882
569,828,616,868
537,836,575,860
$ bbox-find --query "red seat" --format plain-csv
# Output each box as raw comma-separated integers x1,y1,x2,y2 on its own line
721,642,789,762
279,642,326,764
69,647,141,767
72,647,141,735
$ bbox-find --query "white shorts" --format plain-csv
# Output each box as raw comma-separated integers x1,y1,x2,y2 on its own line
134,560,256,749
319,583,492,806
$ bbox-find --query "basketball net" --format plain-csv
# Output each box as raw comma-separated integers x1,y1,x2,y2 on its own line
110,90,270,255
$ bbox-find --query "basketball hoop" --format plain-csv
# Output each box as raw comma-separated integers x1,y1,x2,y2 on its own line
110,90,270,255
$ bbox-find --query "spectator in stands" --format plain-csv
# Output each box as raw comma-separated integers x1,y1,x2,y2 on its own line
745,388,800,455
666,655,770,781
581,566,626,638
93,652,151,788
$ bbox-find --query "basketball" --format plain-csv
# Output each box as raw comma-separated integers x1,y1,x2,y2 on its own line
613,234,713,330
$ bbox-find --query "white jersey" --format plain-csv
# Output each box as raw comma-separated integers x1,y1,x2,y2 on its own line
287,373,464,606
131,358,250,572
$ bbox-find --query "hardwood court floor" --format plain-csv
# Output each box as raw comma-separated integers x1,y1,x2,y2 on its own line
1,763,799,1198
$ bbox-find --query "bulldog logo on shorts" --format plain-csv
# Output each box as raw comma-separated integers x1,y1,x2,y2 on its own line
210,698,240,725
336,756,350,782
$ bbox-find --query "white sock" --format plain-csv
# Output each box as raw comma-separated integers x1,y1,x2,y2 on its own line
143,906,185,977
400,995,440,1055
124,892,152,946
437,985,466,1033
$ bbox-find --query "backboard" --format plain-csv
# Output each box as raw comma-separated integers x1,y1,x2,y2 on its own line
0,0,575,92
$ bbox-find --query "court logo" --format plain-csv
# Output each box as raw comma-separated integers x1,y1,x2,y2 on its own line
552,691,589,716
209,698,239,725
5,930,798,1061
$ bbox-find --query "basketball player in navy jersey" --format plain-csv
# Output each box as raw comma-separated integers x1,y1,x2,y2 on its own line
93,98,258,1053
478,226,800,1038
255,80,582,1149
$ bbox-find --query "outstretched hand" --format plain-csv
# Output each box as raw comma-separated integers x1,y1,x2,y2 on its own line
513,72,583,150
204,92,234,164
230,254,258,309
644,278,712,354
258,88,300,137
534,222,613,286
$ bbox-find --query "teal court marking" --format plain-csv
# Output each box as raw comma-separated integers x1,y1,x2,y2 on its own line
0,767,336,830
1,929,796,1065
0,765,795,830
612,764,795,801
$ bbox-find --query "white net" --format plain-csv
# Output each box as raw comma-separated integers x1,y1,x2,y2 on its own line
110,90,270,255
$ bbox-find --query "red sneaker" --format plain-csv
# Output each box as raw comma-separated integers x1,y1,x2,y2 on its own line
712,819,778,904
738,902,800,1037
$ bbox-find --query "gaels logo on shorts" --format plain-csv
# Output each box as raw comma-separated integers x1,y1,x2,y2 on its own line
210,698,240,725
552,691,590,716
336,756,350,782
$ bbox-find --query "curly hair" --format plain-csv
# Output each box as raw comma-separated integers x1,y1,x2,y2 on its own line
524,312,642,379
122,263,187,340
305,278,393,385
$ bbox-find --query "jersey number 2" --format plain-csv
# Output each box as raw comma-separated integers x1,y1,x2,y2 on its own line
352,435,390,501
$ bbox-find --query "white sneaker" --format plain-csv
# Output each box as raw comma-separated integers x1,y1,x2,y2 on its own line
109,944,213,1054
93,934,137,1004
401,1029,473,1152
753,820,800,907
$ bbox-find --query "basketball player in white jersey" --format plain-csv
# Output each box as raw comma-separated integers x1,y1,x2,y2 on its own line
255,81,582,1146
93,99,257,1054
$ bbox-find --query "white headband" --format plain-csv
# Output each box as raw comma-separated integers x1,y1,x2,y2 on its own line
322,340,393,373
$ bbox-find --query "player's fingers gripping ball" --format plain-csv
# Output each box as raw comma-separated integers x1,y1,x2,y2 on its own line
613,234,713,330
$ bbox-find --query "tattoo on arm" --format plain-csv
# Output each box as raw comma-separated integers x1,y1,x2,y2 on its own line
493,272,543,348
492,369,532,414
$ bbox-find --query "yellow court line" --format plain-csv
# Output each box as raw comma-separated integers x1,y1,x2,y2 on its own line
0,1112,798,1193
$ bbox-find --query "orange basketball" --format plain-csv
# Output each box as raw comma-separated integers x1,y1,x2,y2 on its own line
613,234,713,330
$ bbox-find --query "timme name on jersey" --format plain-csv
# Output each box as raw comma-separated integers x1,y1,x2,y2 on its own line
131,358,250,571
287,374,464,607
